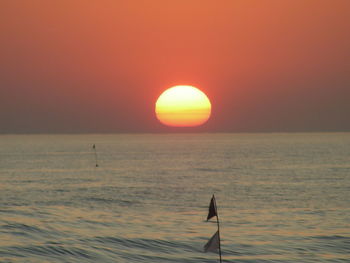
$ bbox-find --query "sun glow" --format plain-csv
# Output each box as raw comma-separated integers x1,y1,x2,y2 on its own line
155,85,211,127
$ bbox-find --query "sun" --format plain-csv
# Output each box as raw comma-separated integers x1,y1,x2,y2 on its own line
155,85,211,127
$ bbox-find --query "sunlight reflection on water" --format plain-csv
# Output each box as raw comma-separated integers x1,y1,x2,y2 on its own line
0,134,349,262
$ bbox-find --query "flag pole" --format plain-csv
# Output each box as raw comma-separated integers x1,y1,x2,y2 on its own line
213,195,222,263
93,144,98,167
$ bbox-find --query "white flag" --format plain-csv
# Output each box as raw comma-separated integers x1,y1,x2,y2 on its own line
204,230,220,253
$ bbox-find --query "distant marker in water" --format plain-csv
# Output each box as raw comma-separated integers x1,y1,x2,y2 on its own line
93,144,99,167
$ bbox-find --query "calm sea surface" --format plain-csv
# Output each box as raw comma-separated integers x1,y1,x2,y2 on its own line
0,133,349,262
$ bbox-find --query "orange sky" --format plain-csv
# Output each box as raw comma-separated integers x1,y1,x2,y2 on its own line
0,0,349,133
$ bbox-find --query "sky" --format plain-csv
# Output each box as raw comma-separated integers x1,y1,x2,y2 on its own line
1,0,349,133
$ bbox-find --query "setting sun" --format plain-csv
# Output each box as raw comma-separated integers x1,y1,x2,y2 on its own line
155,85,211,127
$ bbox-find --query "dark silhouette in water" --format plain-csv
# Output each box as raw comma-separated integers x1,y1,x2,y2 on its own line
204,194,222,263
93,144,99,167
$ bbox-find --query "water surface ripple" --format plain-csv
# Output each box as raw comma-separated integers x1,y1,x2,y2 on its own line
0,133,349,262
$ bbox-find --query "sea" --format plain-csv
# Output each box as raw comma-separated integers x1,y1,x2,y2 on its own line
0,133,349,263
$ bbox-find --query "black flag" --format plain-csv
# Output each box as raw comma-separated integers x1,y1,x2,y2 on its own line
204,230,220,252
207,195,217,221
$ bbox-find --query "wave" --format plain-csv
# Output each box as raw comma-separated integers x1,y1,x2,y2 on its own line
0,244,97,261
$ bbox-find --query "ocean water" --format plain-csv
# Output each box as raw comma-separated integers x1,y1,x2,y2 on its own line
0,133,349,263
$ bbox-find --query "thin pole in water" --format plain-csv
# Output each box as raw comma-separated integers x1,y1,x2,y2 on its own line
93,144,98,167
214,196,222,263
204,194,223,262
